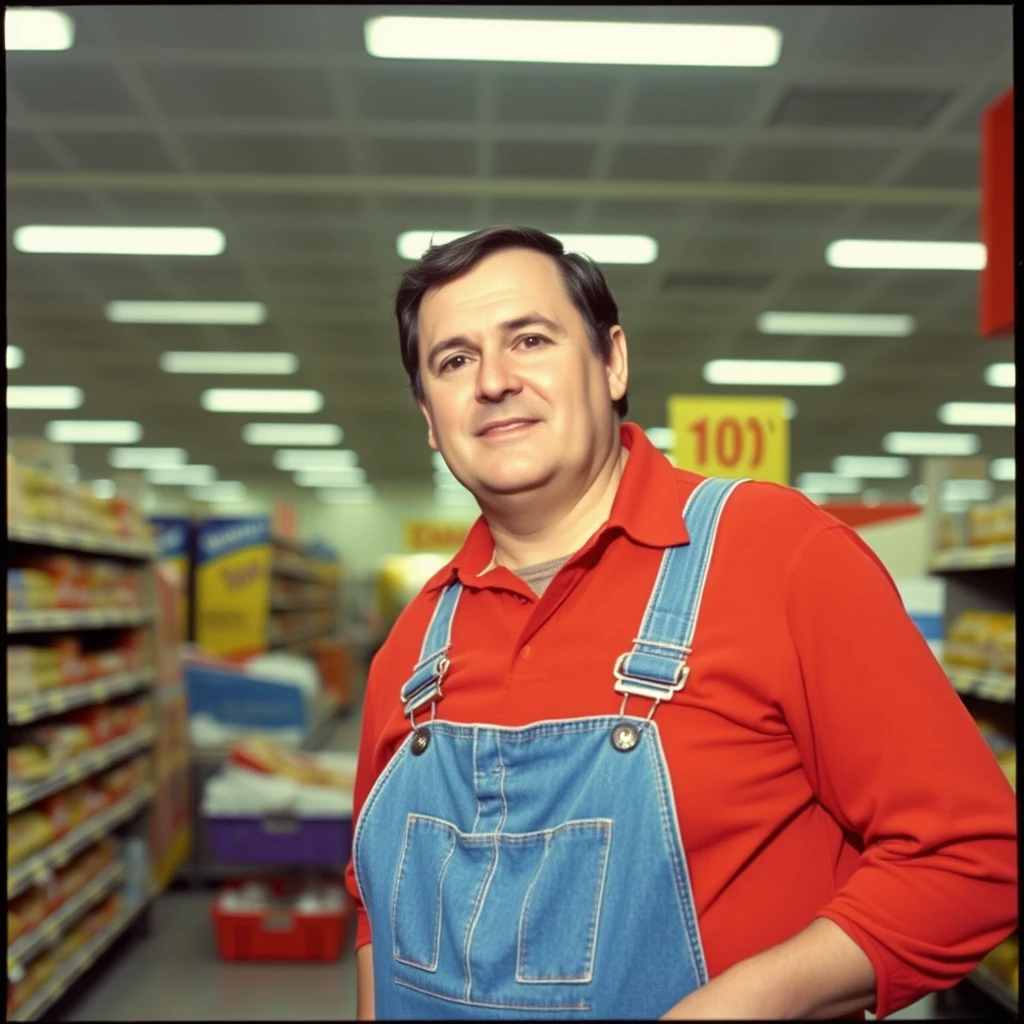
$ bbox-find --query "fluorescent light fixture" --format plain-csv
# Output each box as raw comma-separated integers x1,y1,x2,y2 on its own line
109,447,187,470
646,427,675,451
160,351,294,375
910,484,928,506
435,489,478,507
703,360,844,387
243,423,342,446
146,465,217,486
984,363,1015,388
882,432,980,456
799,491,829,506
937,402,1015,427
5,8,74,50
318,487,376,505
293,467,368,488
832,456,910,479
990,458,1015,482
90,479,116,500
7,385,84,410
111,302,266,326
46,420,142,445
398,231,657,265
201,389,323,414
7,346,24,370
188,482,247,503
796,473,863,494
273,449,359,472
826,239,986,271
756,311,915,337
943,479,993,502
434,472,469,491
13,226,226,257
366,16,781,67
431,452,451,470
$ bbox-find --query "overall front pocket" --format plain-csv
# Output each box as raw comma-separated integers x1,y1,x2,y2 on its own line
391,814,613,1008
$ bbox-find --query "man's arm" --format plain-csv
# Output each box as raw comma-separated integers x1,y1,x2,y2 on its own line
356,944,375,1020
660,917,876,1020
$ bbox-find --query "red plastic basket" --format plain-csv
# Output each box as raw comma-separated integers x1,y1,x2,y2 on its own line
211,879,351,962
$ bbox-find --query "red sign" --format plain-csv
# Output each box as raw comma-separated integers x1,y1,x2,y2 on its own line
980,88,1013,337
272,499,298,540
820,503,922,530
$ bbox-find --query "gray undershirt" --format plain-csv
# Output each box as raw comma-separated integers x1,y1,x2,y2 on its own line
508,553,573,597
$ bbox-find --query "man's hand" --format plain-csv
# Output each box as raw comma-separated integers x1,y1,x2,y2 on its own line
356,943,375,1021
659,917,877,1020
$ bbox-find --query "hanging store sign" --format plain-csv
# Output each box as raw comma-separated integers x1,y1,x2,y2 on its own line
403,520,472,553
980,88,1013,337
669,395,790,485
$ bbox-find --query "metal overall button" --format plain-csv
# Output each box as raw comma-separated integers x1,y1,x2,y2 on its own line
610,722,640,752
411,727,431,756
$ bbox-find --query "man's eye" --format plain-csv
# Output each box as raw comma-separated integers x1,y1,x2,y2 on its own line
440,355,467,373
520,335,548,349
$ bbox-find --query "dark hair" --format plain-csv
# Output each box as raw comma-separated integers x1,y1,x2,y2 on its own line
394,224,629,418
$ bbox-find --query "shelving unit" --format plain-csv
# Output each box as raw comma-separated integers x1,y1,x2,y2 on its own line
7,481,162,1019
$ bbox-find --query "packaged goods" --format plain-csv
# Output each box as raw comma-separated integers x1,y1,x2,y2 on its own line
9,743,55,782
230,734,354,789
6,568,58,611
34,723,93,764
937,510,969,551
8,811,55,865
71,705,117,746
966,503,995,547
8,887,48,943
7,645,63,698
989,496,1016,545
944,611,1016,672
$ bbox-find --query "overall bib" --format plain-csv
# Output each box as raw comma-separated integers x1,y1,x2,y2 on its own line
354,477,746,1020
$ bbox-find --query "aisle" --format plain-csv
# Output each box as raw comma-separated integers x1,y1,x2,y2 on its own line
55,710,363,1022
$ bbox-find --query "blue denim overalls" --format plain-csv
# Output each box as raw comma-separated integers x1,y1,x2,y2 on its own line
354,477,747,1019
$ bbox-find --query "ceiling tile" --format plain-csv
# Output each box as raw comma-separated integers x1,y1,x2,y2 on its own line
768,85,953,130
6,132,60,172
609,143,721,181
215,194,365,219
488,198,581,229
660,269,776,294
894,149,979,190
950,83,1013,136
354,68,477,122
369,138,477,177
378,196,478,224
730,146,896,185
101,191,210,217
8,61,139,116
627,74,765,128
181,134,352,174
157,260,260,299
232,225,347,257
870,272,980,313
493,141,597,179
851,206,954,235
695,201,847,228
591,199,688,223
495,70,617,125
7,190,100,219
55,133,177,173
142,65,336,118
777,270,885,302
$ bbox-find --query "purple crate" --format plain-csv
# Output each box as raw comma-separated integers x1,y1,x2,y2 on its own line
209,814,352,865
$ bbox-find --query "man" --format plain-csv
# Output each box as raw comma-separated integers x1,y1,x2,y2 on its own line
344,225,1017,1020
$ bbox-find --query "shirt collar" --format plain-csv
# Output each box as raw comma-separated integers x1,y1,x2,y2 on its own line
424,422,691,593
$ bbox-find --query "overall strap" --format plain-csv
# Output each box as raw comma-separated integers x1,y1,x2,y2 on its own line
400,581,464,716
614,477,747,703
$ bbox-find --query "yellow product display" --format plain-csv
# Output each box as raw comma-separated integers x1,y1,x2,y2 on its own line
982,935,1019,987
9,743,55,781
8,810,56,866
7,645,63,698
944,611,1016,672
989,496,1016,545
937,510,969,551
996,749,1016,793
991,620,1016,676
966,503,995,547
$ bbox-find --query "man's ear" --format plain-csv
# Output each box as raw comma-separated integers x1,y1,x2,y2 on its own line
419,401,438,450
606,325,628,403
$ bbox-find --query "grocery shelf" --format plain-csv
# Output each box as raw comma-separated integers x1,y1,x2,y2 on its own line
8,521,156,561
7,859,126,975
8,668,156,726
946,668,1016,704
967,964,1018,1012
272,563,332,584
929,543,1016,573
7,607,155,635
271,600,337,613
8,726,155,814
8,785,154,899
9,897,150,1022
269,624,335,649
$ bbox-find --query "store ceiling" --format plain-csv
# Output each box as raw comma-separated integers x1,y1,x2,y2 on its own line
5,4,1015,501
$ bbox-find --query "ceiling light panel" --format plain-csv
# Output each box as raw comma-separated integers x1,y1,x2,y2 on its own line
7,386,84,410
365,16,782,67
937,402,1015,427
109,447,188,470
293,468,368,488
160,351,295,375
882,432,980,456
397,231,657,264
146,465,218,486
188,482,247,503
90,479,116,499
825,239,986,271
13,226,226,257
990,458,1015,482
796,473,863,494
7,346,24,370
319,488,377,505
756,312,915,337
273,449,360,471
942,479,993,502
984,363,1015,388
243,424,343,446
46,421,143,444
111,302,267,326
703,360,844,386
5,8,75,50
832,456,910,479
201,390,323,414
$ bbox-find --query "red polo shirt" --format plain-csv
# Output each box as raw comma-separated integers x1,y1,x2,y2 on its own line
344,423,1018,1018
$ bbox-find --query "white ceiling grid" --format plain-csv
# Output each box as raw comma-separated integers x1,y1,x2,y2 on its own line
5,4,1015,496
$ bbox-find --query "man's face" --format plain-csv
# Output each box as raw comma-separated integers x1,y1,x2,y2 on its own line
416,247,628,500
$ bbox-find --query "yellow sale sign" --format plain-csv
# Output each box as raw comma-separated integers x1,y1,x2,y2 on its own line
668,395,790,485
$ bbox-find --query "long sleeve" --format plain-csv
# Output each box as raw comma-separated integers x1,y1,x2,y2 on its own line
783,524,1018,1018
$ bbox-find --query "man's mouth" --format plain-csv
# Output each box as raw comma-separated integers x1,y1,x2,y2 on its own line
477,418,538,437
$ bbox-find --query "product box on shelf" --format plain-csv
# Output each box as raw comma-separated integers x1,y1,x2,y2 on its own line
945,611,1016,676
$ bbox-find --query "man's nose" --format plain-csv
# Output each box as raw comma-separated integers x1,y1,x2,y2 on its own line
475,348,521,403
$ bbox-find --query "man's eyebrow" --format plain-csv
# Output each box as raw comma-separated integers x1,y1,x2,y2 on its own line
425,313,566,371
